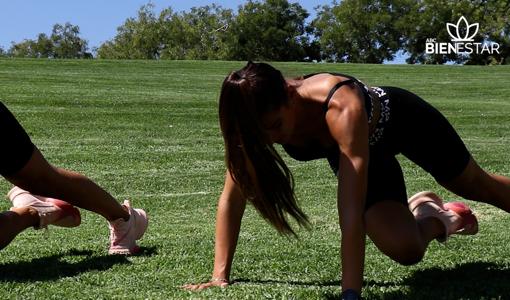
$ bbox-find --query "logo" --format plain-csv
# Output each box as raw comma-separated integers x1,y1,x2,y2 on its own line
425,16,499,56
446,16,479,42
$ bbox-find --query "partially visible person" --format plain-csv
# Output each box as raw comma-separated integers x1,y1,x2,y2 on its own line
0,101,148,255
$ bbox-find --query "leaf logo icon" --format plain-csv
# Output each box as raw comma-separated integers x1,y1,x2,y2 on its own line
446,16,479,42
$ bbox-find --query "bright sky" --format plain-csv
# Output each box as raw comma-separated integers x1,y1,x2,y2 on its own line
0,0,328,50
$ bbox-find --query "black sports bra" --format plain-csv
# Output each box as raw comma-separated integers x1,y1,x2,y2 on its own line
282,73,375,163
303,72,373,119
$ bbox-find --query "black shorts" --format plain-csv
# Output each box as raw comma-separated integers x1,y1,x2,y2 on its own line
368,86,470,208
364,148,408,209
328,87,471,210
0,102,35,177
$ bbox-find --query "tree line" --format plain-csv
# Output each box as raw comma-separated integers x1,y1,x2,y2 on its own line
1,0,508,64
2,23,92,59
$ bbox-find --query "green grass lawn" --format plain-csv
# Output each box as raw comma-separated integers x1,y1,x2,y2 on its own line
0,59,509,299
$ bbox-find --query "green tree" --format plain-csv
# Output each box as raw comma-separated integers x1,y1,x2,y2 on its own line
155,8,187,59
159,4,234,60
50,22,89,58
8,22,88,58
50,22,87,58
98,3,163,59
229,0,309,61
9,35,52,58
313,0,412,63
99,3,235,60
98,1,311,61
301,24,322,62
8,39,38,58
34,33,54,58
465,0,510,64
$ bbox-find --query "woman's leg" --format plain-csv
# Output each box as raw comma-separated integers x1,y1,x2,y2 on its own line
5,147,129,222
440,157,510,212
6,147,148,255
361,149,445,264
0,207,39,250
383,87,510,213
365,201,445,265
0,102,147,254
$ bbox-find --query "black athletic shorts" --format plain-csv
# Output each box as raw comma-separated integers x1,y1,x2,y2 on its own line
0,102,35,176
327,86,471,210
367,86,470,208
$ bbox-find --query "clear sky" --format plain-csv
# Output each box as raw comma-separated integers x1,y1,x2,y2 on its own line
0,0,328,50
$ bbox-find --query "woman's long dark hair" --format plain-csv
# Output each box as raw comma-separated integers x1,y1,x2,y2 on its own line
218,61,309,236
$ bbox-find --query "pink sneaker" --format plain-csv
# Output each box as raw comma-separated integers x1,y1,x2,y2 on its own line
444,202,478,235
7,186,81,229
108,200,148,255
408,191,478,242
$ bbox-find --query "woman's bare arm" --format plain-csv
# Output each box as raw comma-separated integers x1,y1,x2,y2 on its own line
184,169,246,289
325,81,369,295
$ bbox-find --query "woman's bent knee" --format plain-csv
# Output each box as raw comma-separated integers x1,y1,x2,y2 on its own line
382,239,425,266
392,248,424,266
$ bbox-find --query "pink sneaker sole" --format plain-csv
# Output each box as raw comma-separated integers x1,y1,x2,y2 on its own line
444,202,478,235
109,245,140,255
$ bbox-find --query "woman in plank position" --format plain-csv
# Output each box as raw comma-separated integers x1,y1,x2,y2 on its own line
186,62,509,299
0,102,148,255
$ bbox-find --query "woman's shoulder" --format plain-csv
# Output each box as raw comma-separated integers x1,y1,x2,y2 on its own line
299,73,355,101
303,72,355,81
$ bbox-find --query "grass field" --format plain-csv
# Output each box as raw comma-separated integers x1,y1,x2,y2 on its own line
0,59,509,300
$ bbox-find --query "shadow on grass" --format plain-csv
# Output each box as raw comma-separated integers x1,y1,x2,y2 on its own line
323,261,510,299
133,246,158,257
233,278,341,288
0,247,155,282
233,277,402,289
